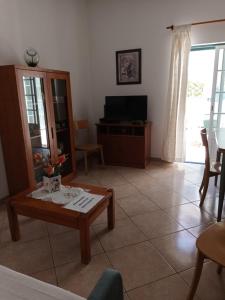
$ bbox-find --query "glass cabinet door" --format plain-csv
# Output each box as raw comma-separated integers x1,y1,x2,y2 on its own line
23,76,51,183
51,78,73,176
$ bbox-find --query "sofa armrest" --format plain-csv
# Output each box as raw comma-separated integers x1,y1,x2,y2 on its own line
88,269,123,300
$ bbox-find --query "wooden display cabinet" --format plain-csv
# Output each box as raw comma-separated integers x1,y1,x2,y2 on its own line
96,122,151,168
0,65,76,195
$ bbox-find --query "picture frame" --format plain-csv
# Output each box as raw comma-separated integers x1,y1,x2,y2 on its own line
116,48,141,85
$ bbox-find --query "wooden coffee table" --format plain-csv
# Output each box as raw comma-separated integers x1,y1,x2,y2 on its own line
7,182,115,264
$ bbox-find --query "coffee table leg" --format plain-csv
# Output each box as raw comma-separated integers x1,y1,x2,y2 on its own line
107,189,115,230
80,218,91,264
7,201,20,241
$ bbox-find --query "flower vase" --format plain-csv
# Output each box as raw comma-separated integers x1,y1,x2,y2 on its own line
43,175,61,193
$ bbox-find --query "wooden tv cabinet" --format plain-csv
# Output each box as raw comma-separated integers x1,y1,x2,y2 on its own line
96,122,151,168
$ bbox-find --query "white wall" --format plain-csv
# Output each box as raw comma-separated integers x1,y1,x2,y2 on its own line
2,0,225,198
87,0,225,158
0,0,92,198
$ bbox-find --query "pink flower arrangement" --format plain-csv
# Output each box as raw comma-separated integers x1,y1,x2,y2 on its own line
33,153,67,177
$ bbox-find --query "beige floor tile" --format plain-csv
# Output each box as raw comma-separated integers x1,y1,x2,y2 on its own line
169,181,200,201
87,167,118,178
92,203,128,225
131,210,184,239
139,183,172,198
146,161,171,169
184,172,204,185
98,174,129,187
107,241,175,291
31,268,57,285
0,238,53,275
46,223,74,236
149,190,190,209
146,167,179,180
187,222,215,238
127,173,159,186
157,173,186,186
0,215,48,246
93,218,147,251
128,274,199,300
161,177,199,201
133,183,171,197
50,229,103,266
180,262,225,300
184,163,204,172
201,180,220,195
117,168,149,180
192,194,225,219
164,203,214,229
151,230,197,272
113,184,140,199
0,162,220,299
55,253,111,298
117,194,160,217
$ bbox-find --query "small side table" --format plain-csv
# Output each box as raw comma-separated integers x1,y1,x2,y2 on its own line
7,182,115,264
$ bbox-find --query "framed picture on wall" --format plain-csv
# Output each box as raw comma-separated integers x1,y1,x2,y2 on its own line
116,48,141,85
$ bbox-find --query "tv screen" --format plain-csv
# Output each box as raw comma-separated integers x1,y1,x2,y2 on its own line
104,95,147,122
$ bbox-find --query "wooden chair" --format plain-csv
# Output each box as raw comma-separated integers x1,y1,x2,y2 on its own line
199,128,221,207
75,120,104,174
186,222,225,300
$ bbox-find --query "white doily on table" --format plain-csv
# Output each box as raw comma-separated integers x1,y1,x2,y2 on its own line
29,185,104,213
30,185,84,205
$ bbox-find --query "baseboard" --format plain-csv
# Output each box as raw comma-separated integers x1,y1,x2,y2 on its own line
150,156,161,161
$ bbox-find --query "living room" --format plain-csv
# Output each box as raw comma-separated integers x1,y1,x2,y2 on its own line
0,0,225,299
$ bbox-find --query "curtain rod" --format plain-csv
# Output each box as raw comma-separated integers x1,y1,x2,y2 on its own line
167,18,225,30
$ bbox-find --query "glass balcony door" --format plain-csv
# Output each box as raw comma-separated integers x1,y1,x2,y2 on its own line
209,46,225,150
185,44,225,162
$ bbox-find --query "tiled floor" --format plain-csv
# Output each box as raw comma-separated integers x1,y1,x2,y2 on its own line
0,161,225,299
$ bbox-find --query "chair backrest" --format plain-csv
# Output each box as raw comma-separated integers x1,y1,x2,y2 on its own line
200,128,210,170
74,120,90,145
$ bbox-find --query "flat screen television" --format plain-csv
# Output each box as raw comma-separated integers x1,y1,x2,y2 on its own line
104,95,147,122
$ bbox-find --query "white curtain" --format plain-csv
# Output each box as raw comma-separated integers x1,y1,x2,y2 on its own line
162,25,191,162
